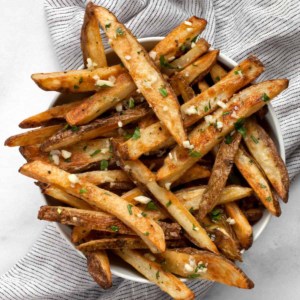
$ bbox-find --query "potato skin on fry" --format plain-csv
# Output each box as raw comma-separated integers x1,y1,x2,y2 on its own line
243,118,289,202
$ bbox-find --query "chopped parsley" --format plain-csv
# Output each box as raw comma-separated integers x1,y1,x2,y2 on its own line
159,55,178,69
132,127,141,140
70,125,79,132
156,271,160,279
159,87,168,97
144,232,150,236
195,263,206,273
90,149,101,157
79,77,83,84
192,224,198,231
146,201,158,211
189,207,194,214
180,44,187,52
189,150,202,158
73,84,79,90
127,204,133,215
141,212,147,217
128,98,135,108
266,196,272,202
105,23,111,29
187,273,200,279
250,135,259,144
115,27,124,36
100,160,109,170
210,208,223,221
259,183,267,189
225,134,233,144
234,118,246,137
215,76,220,82
222,111,230,116
191,35,198,43
204,105,209,112
262,93,270,102
166,200,172,207
111,225,119,232
79,188,87,194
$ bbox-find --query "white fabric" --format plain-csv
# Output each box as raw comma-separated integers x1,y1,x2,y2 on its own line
0,0,299,299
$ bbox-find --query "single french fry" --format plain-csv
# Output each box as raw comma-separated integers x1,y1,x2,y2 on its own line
38,205,182,239
78,237,185,251
112,152,218,254
234,146,281,216
174,75,196,102
170,50,219,94
175,185,253,212
77,170,131,185
20,138,112,173
41,104,149,151
198,132,242,219
156,79,289,185
151,16,207,65
86,251,112,289
210,63,228,83
39,184,93,210
173,164,211,187
19,101,82,128
66,73,136,125
81,2,107,68
114,249,195,300
31,65,125,93
138,113,158,129
20,161,166,253
163,38,210,76
198,80,210,93
4,124,64,147
72,226,92,243
93,6,187,146
243,118,289,202
159,248,253,289
181,55,265,127
225,202,253,250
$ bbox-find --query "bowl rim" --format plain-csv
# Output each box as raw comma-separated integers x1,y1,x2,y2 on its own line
48,36,286,283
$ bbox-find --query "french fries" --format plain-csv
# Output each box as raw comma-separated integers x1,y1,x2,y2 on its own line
225,202,253,250
157,79,289,185
20,161,166,253
174,74,196,102
31,65,125,93
151,16,207,65
5,124,64,147
114,249,195,300
19,101,82,128
41,104,149,151
65,73,136,125
159,248,253,288
93,5,187,145
112,152,218,253
20,138,112,173
243,118,289,202
77,170,130,185
86,251,112,289
234,146,281,216
210,63,228,83
81,2,107,68
198,132,242,219
198,80,210,93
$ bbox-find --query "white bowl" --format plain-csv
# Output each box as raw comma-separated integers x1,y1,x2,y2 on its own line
45,37,286,284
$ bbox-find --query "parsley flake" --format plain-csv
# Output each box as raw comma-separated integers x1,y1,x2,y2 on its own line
100,160,109,170
127,204,133,215
132,127,141,140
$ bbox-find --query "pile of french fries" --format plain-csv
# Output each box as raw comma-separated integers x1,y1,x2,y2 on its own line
5,3,290,299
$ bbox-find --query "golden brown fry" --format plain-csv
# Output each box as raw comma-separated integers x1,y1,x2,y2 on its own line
198,132,242,219
175,185,252,212
171,50,219,94
173,164,211,187
156,79,289,185
163,38,210,76
113,153,218,253
81,2,107,68
235,146,281,216
198,80,210,93
210,63,228,83
243,118,289,202
31,65,125,93
225,202,253,250
66,73,136,125
38,205,182,239
77,170,130,185
114,249,195,300
20,161,166,253
138,113,158,129
86,251,112,289
19,101,82,129
151,16,207,65
93,6,187,146
160,248,253,289
20,138,112,173
5,124,64,147
41,104,149,151
72,226,92,243
181,55,265,127
173,74,196,102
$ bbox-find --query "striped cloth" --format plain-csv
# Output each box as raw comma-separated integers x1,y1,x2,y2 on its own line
1,0,300,299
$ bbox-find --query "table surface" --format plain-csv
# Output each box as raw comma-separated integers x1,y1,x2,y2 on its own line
1,1,300,299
